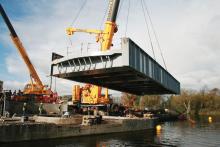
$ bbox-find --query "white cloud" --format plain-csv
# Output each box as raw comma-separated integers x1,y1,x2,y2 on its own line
3,80,25,91
5,55,28,75
179,70,220,90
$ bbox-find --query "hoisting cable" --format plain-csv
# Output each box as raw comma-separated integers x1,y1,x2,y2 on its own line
70,0,88,26
141,0,156,60
100,0,125,30
66,33,74,54
125,0,131,37
68,0,88,52
117,0,125,19
99,1,109,29
115,0,124,43
143,0,167,70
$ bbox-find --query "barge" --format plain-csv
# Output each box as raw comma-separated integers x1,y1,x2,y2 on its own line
0,116,157,143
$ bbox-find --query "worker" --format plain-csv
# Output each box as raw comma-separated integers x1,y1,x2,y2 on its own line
39,102,43,115
93,107,98,116
22,102,27,116
8,90,12,96
119,104,125,116
8,90,12,99
107,104,110,116
88,107,90,116
13,90,16,96
58,104,62,115
124,107,129,116
18,89,22,96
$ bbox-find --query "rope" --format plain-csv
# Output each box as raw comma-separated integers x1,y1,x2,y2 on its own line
125,0,131,37
70,0,88,26
141,0,156,60
143,0,167,70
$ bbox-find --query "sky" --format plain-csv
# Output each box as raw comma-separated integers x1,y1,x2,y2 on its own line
0,0,220,95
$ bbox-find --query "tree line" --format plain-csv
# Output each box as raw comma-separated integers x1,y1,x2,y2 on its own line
120,88,220,115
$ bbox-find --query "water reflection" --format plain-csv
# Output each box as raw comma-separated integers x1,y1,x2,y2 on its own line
208,116,212,123
1,130,156,147
2,116,220,147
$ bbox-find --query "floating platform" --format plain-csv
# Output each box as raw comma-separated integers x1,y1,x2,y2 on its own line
0,116,157,142
52,38,180,95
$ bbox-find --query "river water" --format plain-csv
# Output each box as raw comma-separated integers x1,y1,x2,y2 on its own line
2,116,220,147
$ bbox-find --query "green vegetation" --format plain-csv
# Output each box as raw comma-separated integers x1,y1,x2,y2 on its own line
121,88,220,115
168,88,220,115
121,93,162,110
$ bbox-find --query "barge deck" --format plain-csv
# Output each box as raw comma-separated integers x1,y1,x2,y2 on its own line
0,116,157,143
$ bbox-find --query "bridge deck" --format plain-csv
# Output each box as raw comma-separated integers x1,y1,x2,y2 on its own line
52,38,180,95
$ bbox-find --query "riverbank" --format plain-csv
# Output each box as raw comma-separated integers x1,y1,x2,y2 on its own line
199,109,220,116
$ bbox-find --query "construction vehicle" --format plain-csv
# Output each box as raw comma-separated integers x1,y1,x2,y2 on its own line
0,4,58,103
66,0,120,105
72,84,110,105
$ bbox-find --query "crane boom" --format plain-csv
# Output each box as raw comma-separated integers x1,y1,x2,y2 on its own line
107,0,120,22
0,4,58,103
0,4,43,88
102,0,120,50
66,0,120,51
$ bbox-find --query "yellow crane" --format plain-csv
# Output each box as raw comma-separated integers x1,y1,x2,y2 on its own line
0,4,57,103
66,0,120,51
68,0,120,104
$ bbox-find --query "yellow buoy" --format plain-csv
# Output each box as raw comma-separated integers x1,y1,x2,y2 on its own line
156,125,162,131
208,116,212,123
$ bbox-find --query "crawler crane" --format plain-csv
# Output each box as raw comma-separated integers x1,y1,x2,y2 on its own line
0,4,58,103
